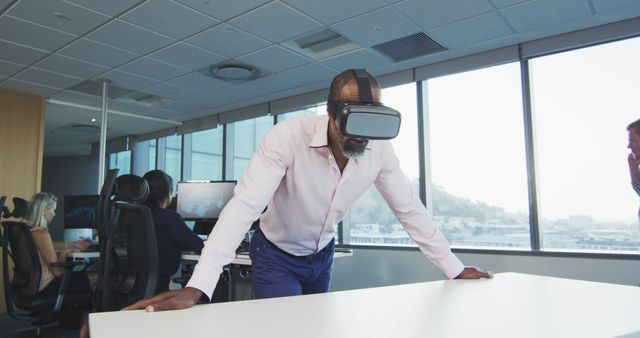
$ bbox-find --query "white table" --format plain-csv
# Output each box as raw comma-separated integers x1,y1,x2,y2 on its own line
88,272,640,338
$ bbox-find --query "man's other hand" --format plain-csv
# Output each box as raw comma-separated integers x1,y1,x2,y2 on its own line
454,266,494,279
121,287,204,312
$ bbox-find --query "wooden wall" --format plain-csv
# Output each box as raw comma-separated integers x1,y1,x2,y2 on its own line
0,88,45,313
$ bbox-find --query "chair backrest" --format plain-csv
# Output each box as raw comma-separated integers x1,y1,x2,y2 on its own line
95,168,118,311
0,196,5,247
97,168,119,239
2,221,42,301
1,197,43,320
98,174,158,310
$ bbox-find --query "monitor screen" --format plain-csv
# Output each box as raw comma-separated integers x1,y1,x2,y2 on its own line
64,195,100,229
176,181,236,221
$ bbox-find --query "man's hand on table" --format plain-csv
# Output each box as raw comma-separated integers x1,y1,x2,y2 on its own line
454,266,494,279
122,287,204,312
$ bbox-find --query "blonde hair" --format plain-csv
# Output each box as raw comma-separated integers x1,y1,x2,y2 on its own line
24,192,57,230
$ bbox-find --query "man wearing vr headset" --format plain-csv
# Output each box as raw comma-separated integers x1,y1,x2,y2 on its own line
124,69,492,313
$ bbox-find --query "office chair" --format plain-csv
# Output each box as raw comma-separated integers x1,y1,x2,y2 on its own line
95,174,158,311
94,168,119,312
1,197,92,337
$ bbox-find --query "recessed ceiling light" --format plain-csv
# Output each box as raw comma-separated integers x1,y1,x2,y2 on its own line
209,64,259,81
91,118,96,122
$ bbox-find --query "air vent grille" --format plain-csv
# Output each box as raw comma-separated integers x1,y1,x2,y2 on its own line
372,32,446,62
283,28,359,60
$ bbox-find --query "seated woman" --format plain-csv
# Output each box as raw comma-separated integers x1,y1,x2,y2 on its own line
143,170,204,294
24,192,93,327
26,192,92,296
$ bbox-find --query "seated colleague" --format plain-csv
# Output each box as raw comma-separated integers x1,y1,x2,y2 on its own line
25,193,93,334
25,192,93,298
125,69,492,313
143,170,204,294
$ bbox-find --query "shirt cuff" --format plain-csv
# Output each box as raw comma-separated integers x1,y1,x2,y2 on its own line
437,252,465,280
185,262,222,301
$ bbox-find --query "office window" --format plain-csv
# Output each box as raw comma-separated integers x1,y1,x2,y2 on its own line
426,63,530,249
531,36,640,252
132,139,156,176
163,135,182,193
341,83,420,246
225,115,273,180
149,139,157,171
109,150,131,175
189,128,223,181
276,104,325,122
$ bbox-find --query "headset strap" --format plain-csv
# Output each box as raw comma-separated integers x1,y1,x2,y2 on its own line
352,69,373,103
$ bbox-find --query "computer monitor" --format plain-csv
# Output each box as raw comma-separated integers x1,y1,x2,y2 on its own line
176,181,236,221
64,195,100,229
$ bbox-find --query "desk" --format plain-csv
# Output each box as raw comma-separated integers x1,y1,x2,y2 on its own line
67,250,100,260
88,272,640,338
70,249,353,264
180,249,353,265
181,252,251,265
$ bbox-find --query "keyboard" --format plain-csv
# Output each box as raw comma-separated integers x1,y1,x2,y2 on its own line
85,243,100,252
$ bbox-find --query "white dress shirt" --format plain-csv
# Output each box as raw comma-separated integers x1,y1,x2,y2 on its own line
187,115,464,299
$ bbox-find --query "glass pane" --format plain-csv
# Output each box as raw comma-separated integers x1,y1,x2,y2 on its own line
109,150,131,175
342,83,419,246
531,36,640,252
427,63,530,249
227,115,273,180
149,139,156,170
133,139,154,176
190,128,223,180
108,153,116,169
164,135,182,193
277,104,325,122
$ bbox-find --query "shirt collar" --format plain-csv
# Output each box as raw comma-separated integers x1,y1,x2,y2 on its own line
309,115,330,148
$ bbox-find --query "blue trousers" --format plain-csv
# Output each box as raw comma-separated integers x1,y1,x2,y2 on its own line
250,228,334,299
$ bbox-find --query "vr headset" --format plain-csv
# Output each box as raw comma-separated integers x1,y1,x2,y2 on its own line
327,69,401,140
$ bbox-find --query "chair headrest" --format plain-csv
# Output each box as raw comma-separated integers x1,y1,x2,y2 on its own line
10,197,29,219
113,175,149,203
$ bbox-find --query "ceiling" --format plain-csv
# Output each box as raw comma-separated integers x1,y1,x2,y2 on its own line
1,0,640,157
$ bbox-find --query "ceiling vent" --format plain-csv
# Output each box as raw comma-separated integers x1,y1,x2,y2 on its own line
372,32,446,62
207,63,260,81
68,80,134,99
283,28,359,60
